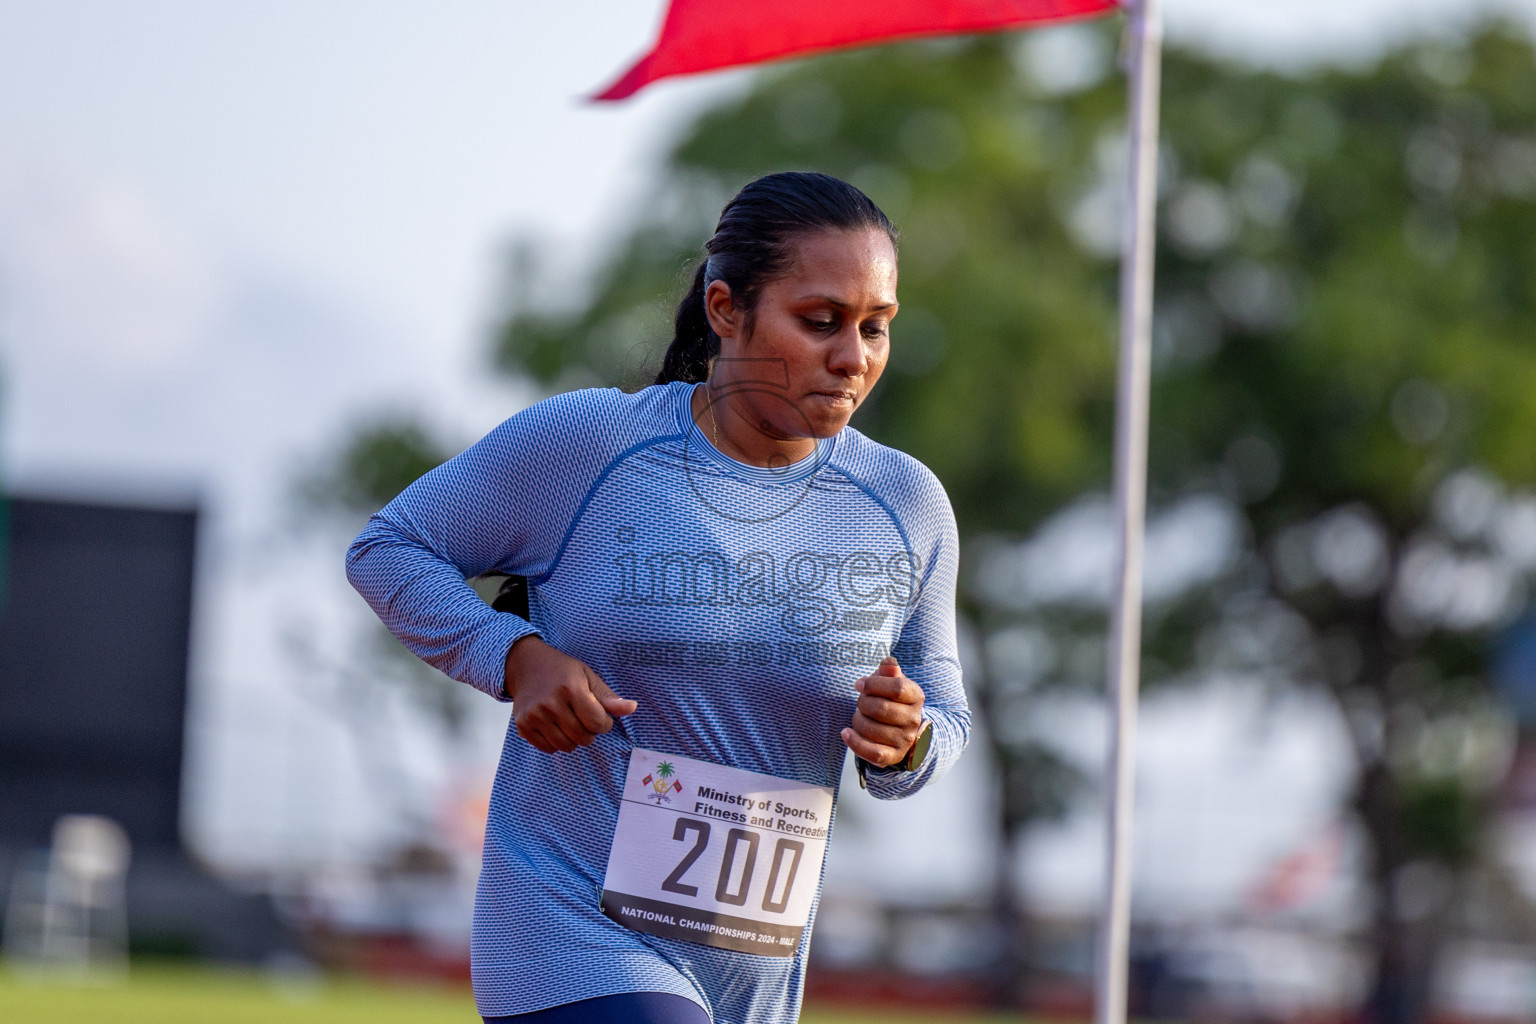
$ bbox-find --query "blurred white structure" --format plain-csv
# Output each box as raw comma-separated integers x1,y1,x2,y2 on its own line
3,815,131,978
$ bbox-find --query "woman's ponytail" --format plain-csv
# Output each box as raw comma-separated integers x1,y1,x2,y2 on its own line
655,260,717,385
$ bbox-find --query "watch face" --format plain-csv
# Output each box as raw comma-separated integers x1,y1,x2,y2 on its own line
909,721,933,770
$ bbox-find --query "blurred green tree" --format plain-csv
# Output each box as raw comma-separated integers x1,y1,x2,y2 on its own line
324,19,1536,1022
296,418,490,841
300,420,452,520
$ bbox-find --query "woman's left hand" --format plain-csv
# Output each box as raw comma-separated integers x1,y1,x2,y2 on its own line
841,657,926,768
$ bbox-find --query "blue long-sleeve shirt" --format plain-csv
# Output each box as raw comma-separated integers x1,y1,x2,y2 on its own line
346,381,969,1022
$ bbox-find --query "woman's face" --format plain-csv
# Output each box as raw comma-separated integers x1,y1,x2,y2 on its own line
705,227,898,441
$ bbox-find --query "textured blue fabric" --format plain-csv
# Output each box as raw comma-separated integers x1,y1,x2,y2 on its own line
483,991,714,1024
347,381,969,1023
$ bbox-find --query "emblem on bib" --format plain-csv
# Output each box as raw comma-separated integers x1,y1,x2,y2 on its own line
642,761,683,803
601,748,835,958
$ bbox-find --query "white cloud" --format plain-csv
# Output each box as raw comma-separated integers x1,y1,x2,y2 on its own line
0,154,219,370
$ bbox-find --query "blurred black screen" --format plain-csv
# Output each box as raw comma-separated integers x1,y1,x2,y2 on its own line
0,496,197,852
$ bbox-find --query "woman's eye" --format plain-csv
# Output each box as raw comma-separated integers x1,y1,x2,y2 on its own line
862,322,889,339
804,318,836,332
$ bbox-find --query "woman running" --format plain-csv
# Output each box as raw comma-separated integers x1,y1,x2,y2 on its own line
347,171,970,1024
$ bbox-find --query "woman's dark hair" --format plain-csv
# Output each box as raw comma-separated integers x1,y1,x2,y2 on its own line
655,171,898,385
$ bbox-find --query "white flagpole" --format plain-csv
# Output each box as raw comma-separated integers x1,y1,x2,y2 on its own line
1095,0,1162,1023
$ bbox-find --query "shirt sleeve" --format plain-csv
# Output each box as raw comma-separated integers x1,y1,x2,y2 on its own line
344,389,633,701
862,471,970,801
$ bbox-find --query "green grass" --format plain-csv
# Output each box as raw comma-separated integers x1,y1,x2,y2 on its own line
0,962,1028,1023
1,963,476,1024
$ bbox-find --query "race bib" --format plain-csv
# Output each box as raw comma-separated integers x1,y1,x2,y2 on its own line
601,747,835,958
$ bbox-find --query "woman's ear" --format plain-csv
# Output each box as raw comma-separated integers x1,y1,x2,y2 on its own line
704,280,738,340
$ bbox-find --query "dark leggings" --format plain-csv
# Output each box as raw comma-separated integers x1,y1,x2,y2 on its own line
484,992,712,1024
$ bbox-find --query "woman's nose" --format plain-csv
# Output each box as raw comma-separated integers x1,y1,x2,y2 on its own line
828,328,868,377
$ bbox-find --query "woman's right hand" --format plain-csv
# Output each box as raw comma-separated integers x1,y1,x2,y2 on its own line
504,635,637,753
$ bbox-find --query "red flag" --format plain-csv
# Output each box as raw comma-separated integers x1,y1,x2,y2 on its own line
595,0,1119,101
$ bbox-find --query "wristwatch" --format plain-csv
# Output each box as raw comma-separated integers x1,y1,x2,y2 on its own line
855,720,933,790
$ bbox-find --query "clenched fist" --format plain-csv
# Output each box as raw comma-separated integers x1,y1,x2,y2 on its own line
504,635,637,753
840,657,925,768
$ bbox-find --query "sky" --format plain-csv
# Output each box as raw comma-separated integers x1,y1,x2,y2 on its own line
3,0,1534,926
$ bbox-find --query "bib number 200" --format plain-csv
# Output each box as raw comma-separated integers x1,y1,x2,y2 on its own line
660,817,805,914
601,747,833,957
